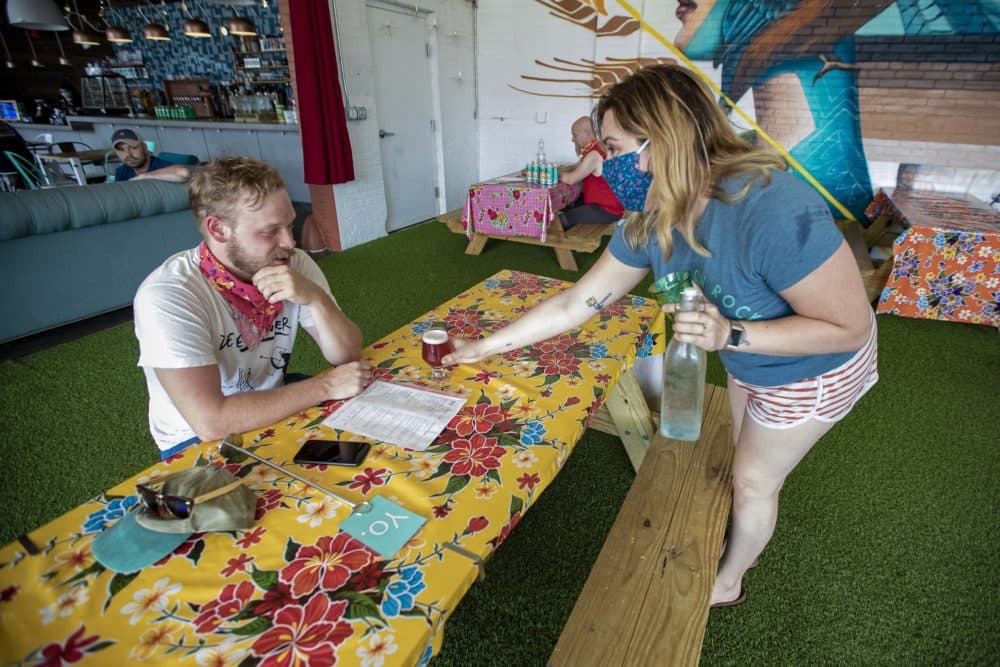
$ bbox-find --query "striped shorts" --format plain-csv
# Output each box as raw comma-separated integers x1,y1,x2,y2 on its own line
729,315,878,429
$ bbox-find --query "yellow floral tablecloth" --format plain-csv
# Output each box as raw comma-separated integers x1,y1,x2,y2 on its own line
0,270,664,667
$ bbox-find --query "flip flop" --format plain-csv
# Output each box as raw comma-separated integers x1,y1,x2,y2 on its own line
710,583,747,609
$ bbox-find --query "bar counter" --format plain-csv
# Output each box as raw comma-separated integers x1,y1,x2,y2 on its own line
10,115,308,201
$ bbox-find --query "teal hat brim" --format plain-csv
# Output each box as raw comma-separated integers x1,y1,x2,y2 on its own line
92,511,190,573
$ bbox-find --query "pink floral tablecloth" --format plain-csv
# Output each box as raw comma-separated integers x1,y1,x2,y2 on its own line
0,270,664,667
462,177,581,243
869,189,1000,327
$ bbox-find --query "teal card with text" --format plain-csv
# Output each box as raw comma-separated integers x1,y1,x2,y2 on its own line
341,496,426,557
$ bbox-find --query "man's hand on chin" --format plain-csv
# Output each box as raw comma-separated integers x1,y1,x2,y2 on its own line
252,263,322,306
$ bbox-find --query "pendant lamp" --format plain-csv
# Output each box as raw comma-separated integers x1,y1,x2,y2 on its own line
227,17,257,36
106,26,133,43
6,0,69,31
1,32,14,69
54,32,71,65
72,29,101,46
25,33,43,68
184,19,212,37
143,23,171,40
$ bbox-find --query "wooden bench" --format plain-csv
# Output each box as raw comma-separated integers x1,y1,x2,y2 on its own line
439,208,614,271
550,384,735,667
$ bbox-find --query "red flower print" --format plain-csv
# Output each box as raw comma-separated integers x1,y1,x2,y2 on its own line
260,428,277,438
432,503,452,519
595,373,612,384
516,472,541,491
533,334,576,354
603,302,627,317
348,467,389,494
451,403,510,438
0,585,17,602
465,516,489,534
255,584,297,620
209,462,243,476
502,348,522,361
372,366,395,383
351,562,386,590
541,389,553,398
537,351,581,376
445,308,482,330
236,526,266,549
163,451,186,464
489,513,523,551
512,189,521,199
487,208,498,220
372,341,389,349
448,323,483,339
221,553,254,577
443,433,505,478
37,626,101,666
565,396,581,406
193,581,255,634
279,534,375,598
251,594,353,667
256,489,285,520
533,210,543,222
472,370,500,384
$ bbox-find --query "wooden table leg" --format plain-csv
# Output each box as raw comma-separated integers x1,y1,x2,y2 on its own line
464,234,488,256
601,368,655,471
553,247,579,271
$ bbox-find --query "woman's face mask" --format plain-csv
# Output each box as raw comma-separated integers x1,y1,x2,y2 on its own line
601,139,651,212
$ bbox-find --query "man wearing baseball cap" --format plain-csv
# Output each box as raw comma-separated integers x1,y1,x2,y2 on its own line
111,128,192,183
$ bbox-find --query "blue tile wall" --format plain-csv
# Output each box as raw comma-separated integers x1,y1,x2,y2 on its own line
106,3,283,96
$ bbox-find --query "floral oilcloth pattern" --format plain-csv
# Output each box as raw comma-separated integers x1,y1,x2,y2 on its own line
462,179,581,243
869,189,999,327
0,270,664,667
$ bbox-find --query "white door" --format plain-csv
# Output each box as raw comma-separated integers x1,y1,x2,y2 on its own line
367,3,439,232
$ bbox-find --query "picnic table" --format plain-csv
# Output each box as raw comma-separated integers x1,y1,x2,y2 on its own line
869,188,999,327
0,270,665,666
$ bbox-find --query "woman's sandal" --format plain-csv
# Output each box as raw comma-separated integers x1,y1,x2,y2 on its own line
709,583,747,609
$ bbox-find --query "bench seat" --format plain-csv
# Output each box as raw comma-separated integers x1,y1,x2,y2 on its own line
438,207,615,271
550,384,734,667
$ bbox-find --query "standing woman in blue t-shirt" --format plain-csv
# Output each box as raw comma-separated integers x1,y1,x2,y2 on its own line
442,64,877,607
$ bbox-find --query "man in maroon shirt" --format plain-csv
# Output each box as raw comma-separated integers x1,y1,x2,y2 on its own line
557,116,625,230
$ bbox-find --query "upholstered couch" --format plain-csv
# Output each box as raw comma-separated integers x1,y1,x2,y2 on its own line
0,180,200,343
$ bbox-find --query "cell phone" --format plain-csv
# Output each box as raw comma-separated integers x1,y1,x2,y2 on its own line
292,440,371,467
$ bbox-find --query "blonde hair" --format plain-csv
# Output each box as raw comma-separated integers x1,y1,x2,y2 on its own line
595,64,786,259
187,157,286,227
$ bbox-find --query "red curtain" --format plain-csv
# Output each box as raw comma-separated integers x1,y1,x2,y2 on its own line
288,0,354,184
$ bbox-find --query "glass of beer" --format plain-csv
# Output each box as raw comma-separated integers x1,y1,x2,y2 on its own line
421,329,454,381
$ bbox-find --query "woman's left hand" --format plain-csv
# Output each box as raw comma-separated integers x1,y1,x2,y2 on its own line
666,286,730,351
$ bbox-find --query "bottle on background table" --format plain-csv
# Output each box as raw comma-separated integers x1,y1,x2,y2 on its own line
660,287,707,441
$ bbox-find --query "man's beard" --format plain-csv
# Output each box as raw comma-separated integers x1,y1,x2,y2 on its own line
227,233,291,280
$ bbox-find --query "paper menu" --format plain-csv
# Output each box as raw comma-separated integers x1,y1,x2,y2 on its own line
321,381,467,451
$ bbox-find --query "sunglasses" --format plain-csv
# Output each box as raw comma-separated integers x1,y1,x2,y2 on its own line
137,477,243,520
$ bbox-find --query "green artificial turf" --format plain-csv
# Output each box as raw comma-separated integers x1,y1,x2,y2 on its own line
1,220,997,665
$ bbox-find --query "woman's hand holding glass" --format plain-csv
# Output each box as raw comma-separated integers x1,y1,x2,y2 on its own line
439,337,490,367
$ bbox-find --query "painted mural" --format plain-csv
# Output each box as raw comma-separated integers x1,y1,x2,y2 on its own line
518,0,999,221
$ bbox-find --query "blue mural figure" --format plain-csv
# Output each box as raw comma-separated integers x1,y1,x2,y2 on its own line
672,0,997,222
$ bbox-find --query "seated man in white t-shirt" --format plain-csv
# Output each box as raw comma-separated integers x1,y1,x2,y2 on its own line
134,156,370,458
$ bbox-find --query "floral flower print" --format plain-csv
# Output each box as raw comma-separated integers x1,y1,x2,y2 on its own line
250,594,353,667
380,567,426,617
120,577,181,626
356,632,399,667
280,534,375,598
